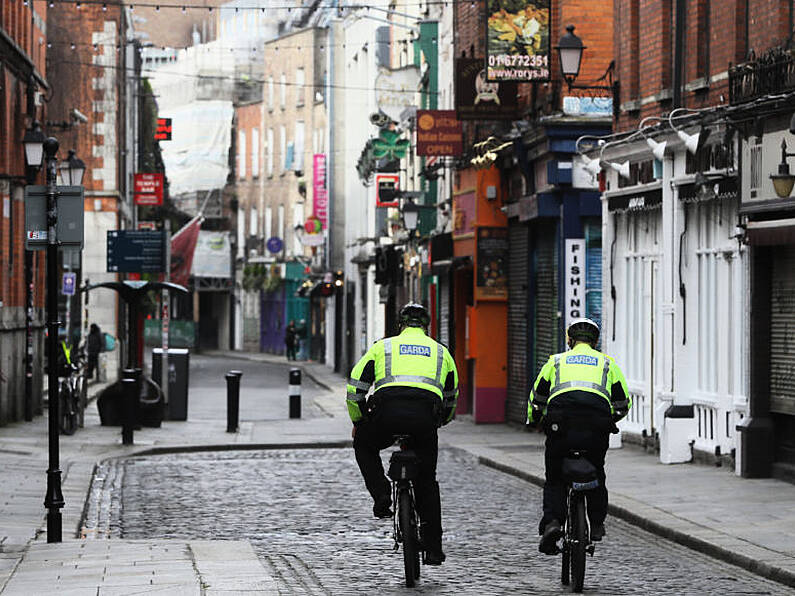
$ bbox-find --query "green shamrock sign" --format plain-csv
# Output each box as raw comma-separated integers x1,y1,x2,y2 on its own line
372,129,410,161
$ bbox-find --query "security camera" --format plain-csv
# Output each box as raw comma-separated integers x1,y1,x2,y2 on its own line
71,108,88,124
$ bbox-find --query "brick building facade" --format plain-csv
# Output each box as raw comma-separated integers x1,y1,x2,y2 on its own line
0,0,48,423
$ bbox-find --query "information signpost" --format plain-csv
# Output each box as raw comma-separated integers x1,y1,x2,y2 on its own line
106,230,166,273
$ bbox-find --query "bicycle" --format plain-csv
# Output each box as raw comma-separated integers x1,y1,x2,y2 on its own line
387,435,422,588
58,348,86,435
559,450,599,593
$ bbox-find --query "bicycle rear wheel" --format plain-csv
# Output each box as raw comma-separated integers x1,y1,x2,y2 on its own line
570,494,587,593
78,376,87,428
398,488,418,588
59,383,78,436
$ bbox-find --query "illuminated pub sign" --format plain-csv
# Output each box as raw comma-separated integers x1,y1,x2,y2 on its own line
485,0,551,82
155,118,172,141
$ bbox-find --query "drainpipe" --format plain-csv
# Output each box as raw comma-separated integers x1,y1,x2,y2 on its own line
673,0,686,108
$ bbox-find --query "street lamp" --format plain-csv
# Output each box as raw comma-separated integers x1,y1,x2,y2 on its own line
57,149,86,186
23,120,46,170
770,139,795,198
402,199,420,234
556,25,585,86
43,136,65,543
22,122,46,424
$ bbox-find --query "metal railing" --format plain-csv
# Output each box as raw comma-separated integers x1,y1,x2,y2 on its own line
729,47,795,105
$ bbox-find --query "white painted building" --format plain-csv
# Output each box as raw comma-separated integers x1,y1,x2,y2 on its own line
599,117,747,470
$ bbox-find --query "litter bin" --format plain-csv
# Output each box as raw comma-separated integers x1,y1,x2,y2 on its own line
152,348,190,421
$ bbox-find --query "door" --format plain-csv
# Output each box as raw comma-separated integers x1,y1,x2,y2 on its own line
507,221,530,424
770,245,795,463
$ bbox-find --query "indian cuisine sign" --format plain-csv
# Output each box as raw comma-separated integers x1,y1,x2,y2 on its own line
486,0,550,82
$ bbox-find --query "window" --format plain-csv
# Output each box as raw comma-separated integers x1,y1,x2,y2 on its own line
268,76,274,110
251,128,259,178
313,127,325,155
293,202,304,255
280,73,286,109
294,121,305,172
278,204,285,248
249,207,258,237
296,68,305,106
238,130,246,180
267,128,274,176
264,206,272,240
279,126,286,172
236,208,245,258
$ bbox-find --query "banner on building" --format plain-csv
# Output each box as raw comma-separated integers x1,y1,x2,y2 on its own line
191,231,232,279
313,154,328,228
416,110,463,156
564,238,585,328
452,190,476,238
455,58,520,120
170,215,202,286
134,173,164,205
475,226,508,300
485,0,550,82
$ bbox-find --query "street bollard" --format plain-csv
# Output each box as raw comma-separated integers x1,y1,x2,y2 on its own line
121,369,137,445
289,368,301,419
226,370,242,433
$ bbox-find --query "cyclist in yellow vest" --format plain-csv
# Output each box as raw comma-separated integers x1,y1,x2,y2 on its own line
528,318,631,555
347,303,459,566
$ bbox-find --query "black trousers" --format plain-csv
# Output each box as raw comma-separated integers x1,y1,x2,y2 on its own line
353,397,442,549
540,423,610,533
87,354,99,379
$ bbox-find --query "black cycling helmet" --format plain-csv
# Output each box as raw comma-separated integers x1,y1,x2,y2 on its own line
566,317,600,348
399,302,430,329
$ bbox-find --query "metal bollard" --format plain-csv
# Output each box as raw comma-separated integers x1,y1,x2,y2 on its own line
121,369,137,445
289,368,301,419
226,370,242,433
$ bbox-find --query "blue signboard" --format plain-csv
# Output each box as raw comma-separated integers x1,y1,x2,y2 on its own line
266,236,284,254
62,272,76,296
107,230,166,273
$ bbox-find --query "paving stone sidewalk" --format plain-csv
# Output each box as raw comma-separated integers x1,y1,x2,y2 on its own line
2,350,795,592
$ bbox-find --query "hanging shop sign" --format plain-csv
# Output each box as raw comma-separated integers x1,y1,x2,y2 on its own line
62,272,76,296
485,0,550,82
313,154,328,228
266,236,284,254
133,172,164,205
376,174,400,208
455,58,520,120
375,66,421,123
416,110,463,156
155,117,172,141
301,215,325,246
475,226,508,300
564,238,585,329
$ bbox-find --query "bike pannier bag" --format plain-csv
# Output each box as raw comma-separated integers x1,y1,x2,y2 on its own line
388,450,420,481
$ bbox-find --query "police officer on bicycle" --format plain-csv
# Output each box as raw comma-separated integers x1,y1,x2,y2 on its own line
528,318,631,555
347,303,459,565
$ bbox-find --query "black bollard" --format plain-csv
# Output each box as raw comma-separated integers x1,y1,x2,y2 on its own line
121,369,137,445
226,370,242,433
289,368,301,419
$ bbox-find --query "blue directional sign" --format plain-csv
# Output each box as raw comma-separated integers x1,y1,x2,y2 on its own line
107,230,166,273
266,236,284,254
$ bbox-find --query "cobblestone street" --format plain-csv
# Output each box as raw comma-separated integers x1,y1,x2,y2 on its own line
118,448,793,595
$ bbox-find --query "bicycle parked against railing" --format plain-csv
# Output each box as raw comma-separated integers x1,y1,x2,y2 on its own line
388,435,422,588
557,449,599,593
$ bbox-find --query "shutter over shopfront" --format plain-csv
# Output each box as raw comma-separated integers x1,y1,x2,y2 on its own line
770,246,795,418
507,221,530,424
534,224,558,377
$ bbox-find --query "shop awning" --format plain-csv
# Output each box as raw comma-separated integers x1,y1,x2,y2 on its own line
745,218,795,245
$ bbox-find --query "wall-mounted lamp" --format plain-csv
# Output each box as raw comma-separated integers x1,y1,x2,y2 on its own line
770,138,795,198
583,155,602,176
637,116,668,161
669,108,711,156
609,161,631,180
402,198,419,232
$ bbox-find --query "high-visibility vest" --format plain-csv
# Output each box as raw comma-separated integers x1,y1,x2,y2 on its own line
347,326,459,422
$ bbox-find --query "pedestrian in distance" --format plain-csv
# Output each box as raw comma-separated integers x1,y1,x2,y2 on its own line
86,323,102,380
285,320,298,361
528,318,631,555
347,303,459,565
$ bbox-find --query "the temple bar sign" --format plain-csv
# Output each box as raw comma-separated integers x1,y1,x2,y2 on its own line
416,110,463,156
565,238,585,329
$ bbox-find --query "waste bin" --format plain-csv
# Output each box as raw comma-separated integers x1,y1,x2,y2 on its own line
152,348,190,421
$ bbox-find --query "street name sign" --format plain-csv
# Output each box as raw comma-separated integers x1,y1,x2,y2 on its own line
107,230,166,273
